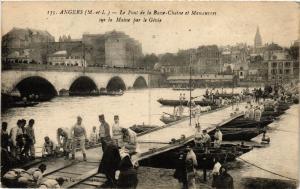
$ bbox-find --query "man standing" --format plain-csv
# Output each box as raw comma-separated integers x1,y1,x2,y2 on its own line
57,127,72,160
99,114,111,153
254,107,262,122
194,105,201,127
249,105,255,120
112,115,123,147
70,116,88,161
201,130,211,148
214,127,223,148
194,124,203,148
10,120,25,159
1,122,10,151
25,119,36,159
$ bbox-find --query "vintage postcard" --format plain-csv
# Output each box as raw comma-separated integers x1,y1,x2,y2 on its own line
1,1,299,189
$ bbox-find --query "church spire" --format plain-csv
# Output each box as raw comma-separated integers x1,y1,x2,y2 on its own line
254,26,262,48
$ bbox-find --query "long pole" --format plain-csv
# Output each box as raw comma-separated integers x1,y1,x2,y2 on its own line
189,53,192,126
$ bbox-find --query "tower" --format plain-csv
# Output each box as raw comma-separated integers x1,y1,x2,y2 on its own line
254,26,262,53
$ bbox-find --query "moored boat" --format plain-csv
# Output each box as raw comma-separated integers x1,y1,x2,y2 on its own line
139,143,253,169
157,98,216,107
209,127,265,141
130,124,159,134
172,87,195,91
160,114,186,124
222,117,273,128
203,93,240,99
12,101,39,108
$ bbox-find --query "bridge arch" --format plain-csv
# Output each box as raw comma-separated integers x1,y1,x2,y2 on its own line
15,76,57,101
69,76,98,96
106,76,126,91
133,76,148,89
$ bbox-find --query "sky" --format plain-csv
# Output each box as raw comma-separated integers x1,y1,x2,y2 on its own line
2,1,299,54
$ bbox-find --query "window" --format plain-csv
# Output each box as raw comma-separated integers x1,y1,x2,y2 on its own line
285,69,290,74
279,69,283,74
272,62,277,67
285,62,291,67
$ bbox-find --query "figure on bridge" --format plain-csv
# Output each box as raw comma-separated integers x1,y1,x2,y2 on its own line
70,116,88,161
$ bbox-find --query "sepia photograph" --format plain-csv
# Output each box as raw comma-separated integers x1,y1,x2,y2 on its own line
1,1,299,189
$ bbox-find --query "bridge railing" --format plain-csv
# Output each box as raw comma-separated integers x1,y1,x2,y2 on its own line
2,62,161,74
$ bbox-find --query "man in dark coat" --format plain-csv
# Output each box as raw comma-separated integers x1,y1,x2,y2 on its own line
214,166,234,189
98,142,121,187
173,153,188,189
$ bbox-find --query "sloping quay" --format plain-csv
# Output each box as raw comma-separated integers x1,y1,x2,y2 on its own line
65,103,246,188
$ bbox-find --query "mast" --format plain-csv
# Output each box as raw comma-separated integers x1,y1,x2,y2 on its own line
189,52,192,126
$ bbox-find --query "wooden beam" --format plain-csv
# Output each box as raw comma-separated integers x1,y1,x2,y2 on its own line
64,168,99,188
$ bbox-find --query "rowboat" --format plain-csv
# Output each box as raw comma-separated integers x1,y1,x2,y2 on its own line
209,127,265,141
130,124,159,134
157,98,216,107
222,118,273,128
139,143,253,169
160,115,187,124
172,87,195,91
203,93,240,99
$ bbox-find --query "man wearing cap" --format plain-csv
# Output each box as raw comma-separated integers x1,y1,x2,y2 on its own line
57,127,72,160
99,114,112,152
70,116,88,161
112,115,123,147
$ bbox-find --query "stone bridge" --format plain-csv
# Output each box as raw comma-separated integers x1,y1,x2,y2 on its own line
1,66,155,99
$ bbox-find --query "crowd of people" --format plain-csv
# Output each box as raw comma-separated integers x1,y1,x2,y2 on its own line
1,114,139,188
1,119,36,164
174,145,233,189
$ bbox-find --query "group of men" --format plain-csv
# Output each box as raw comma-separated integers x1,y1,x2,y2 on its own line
1,119,36,161
50,114,137,161
194,126,223,149
244,103,263,122
174,146,233,189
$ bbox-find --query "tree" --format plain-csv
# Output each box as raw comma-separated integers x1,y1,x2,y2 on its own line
140,53,158,69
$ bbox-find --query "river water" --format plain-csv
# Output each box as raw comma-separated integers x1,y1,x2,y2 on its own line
2,87,299,182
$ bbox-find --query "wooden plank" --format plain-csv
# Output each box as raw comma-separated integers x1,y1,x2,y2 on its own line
44,161,80,177
50,172,80,179
82,180,103,186
137,103,234,137
57,171,82,175
74,183,97,189
64,168,99,188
